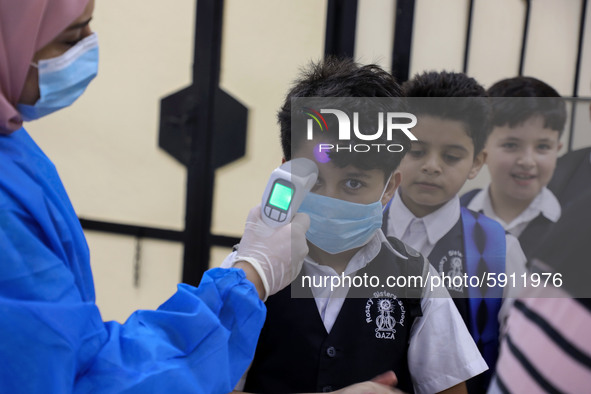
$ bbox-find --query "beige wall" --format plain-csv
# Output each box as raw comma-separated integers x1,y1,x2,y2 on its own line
26,0,590,322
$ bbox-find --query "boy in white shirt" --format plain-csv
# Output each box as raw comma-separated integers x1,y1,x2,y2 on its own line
227,59,487,394
383,71,527,393
461,76,566,259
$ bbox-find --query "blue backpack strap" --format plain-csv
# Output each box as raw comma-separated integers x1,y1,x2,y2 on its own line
460,188,481,207
461,207,505,376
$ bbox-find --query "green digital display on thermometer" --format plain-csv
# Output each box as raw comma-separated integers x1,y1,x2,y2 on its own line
269,182,294,211
261,158,318,228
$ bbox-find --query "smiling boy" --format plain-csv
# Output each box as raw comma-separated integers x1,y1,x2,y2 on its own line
462,76,567,259
227,59,487,394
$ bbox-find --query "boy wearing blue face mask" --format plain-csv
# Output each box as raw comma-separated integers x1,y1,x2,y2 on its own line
382,71,528,393
225,58,487,394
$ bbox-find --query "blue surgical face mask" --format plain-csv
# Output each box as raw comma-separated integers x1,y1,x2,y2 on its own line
298,178,391,254
17,33,99,121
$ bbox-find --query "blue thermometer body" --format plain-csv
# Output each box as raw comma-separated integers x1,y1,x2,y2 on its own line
261,158,318,228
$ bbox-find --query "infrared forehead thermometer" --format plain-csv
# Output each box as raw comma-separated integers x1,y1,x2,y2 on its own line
261,158,318,228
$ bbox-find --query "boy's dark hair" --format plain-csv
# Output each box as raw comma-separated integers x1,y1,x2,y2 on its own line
278,57,411,177
402,71,491,156
487,76,567,136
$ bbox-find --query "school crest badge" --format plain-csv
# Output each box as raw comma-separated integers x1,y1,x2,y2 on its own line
365,291,405,340
438,249,464,293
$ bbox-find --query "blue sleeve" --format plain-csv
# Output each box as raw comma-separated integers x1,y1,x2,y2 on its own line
0,206,266,393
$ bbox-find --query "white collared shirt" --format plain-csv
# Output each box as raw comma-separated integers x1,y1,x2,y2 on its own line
223,230,488,394
302,230,407,332
386,189,528,311
387,192,461,257
467,186,561,237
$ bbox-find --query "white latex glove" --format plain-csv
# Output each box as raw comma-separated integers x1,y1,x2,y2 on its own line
232,206,310,300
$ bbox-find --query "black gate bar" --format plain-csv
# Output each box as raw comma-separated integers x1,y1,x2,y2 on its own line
80,218,240,248
463,0,475,74
567,0,588,152
325,0,358,58
391,0,416,82
518,0,532,76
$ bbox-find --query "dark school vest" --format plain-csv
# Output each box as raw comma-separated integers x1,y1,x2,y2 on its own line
243,240,427,394
460,189,553,260
426,208,505,394
548,147,591,210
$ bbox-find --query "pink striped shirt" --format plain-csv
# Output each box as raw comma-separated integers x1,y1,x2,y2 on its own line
490,286,591,393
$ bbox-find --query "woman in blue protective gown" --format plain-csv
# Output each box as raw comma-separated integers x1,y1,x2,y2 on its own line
0,1,312,392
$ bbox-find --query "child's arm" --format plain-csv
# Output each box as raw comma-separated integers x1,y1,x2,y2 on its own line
408,265,488,394
499,234,528,329
503,234,528,299
231,385,403,394
231,385,404,393
230,371,403,393
437,382,467,394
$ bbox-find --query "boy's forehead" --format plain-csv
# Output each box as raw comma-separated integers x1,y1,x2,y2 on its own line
292,139,329,163
412,115,475,149
291,140,377,176
490,116,561,140
414,114,469,132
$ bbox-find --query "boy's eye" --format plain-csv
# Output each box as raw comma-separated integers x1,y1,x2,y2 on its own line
501,142,518,150
537,144,552,151
444,154,461,163
344,179,364,190
409,149,425,158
